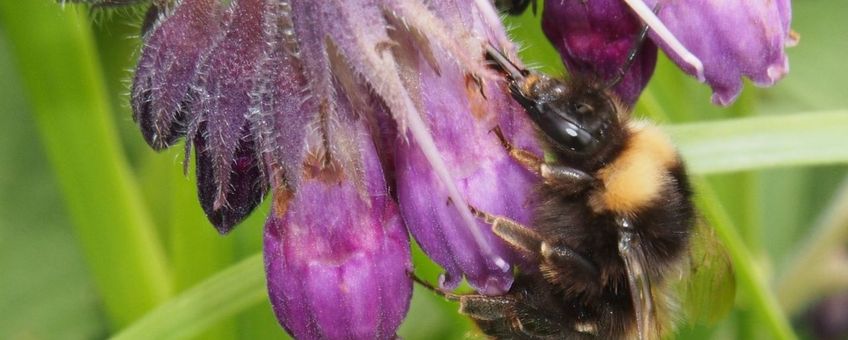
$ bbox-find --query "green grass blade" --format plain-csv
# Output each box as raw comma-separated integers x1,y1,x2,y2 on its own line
694,179,797,340
112,254,267,340
0,2,171,328
778,178,848,314
669,111,848,175
168,152,237,340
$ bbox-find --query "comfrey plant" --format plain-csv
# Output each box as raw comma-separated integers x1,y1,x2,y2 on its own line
68,0,794,338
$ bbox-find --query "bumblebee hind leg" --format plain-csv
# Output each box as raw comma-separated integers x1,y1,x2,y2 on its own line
410,272,555,338
409,272,512,321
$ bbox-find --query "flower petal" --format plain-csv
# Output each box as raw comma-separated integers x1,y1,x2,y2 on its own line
194,123,266,234
645,0,795,105
264,120,412,339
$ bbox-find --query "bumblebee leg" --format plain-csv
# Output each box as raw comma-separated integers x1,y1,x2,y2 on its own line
468,205,543,253
540,243,599,278
409,271,513,320
458,295,514,321
408,271,460,301
491,126,596,193
469,205,599,277
540,164,596,195
490,126,544,175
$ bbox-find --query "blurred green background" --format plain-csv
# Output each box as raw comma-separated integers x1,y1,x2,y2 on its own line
0,1,846,339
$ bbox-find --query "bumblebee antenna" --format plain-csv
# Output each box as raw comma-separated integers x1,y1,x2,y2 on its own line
484,44,529,82
605,4,668,90
604,23,651,90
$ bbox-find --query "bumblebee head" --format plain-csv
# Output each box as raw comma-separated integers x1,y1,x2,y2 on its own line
509,75,622,157
485,46,626,167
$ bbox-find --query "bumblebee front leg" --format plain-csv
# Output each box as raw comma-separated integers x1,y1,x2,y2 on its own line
491,126,596,195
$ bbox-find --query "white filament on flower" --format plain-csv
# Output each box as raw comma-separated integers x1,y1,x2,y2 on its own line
403,95,510,274
621,0,705,81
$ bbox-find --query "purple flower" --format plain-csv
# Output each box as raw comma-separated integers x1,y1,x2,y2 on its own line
124,0,538,336
390,1,539,295
542,0,797,105
264,119,412,339
131,0,222,150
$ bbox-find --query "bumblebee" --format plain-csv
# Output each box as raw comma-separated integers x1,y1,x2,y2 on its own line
413,45,734,339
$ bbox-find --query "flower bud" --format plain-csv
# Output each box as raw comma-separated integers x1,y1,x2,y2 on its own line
131,0,222,150
542,0,658,105
188,0,268,232
194,124,265,234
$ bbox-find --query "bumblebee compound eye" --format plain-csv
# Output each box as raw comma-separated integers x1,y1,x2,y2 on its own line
535,103,603,154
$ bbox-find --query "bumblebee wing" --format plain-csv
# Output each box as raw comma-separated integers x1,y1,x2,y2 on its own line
676,219,736,325
618,228,658,340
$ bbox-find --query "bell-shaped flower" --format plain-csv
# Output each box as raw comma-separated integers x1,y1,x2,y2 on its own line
264,118,412,339
541,0,797,105
258,0,540,295
392,1,539,294
541,0,658,105
643,0,797,105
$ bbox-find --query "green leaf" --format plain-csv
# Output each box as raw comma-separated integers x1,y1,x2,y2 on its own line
777,179,848,314
112,254,267,340
0,33,106,340
694,179,797,340
669,111,848,175
168,149,238,340
0,2,172,328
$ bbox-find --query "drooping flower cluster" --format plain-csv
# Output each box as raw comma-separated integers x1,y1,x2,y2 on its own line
126,0,540,337
71,0,794,338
